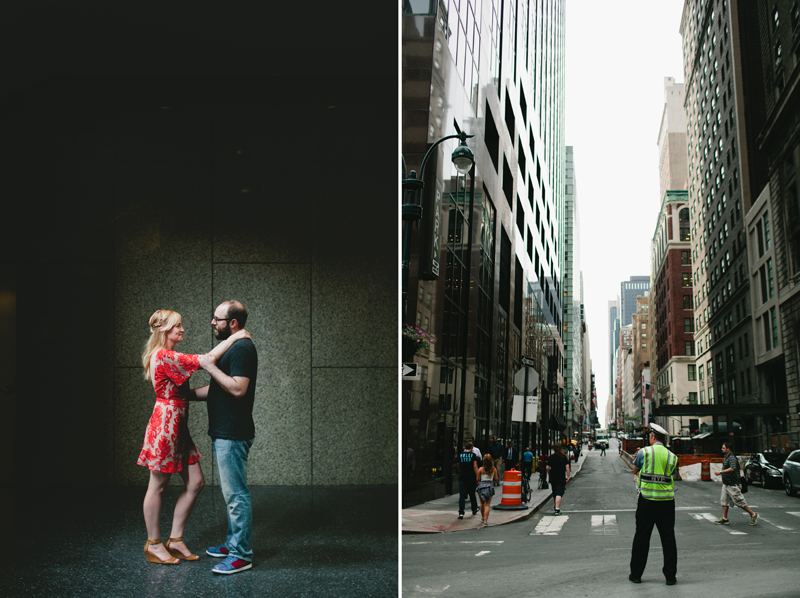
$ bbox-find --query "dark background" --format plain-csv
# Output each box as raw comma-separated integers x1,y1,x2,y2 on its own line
0,3,398,491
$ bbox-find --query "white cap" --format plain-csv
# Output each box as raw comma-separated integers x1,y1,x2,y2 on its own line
649,423,668,436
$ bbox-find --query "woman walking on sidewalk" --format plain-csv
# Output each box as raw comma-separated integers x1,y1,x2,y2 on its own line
476,455,499,527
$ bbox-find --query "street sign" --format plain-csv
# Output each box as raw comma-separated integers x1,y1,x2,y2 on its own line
512,395,538,422
513,366,539,393
402,363,420,380
521,355,536,367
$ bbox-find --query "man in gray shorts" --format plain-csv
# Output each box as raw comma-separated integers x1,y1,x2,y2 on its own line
714,440,758,526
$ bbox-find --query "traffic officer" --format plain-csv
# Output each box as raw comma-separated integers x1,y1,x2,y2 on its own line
629,423,679,586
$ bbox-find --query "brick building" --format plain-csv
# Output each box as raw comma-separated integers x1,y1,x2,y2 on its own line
652,191,699,437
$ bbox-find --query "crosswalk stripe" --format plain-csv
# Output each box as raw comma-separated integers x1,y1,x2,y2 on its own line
590,514,618,535
756,515,793,530
531,515,570,535
689,512,747,534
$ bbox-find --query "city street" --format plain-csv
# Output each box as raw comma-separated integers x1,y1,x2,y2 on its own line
402,440,800,597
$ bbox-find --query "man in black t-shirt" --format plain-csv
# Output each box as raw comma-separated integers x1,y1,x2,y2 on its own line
546,444,570,515
457,441,480,519
194,300,258,575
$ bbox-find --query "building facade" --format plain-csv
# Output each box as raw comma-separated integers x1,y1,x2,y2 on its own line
402,0,568,507
620,276,651,327
752,0,800,448
651,191,699,437
564,146,583,440
680,0,785,452
658,77,689,200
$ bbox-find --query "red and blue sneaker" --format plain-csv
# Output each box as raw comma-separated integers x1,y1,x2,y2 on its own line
206,544,229,558
212,555,252,575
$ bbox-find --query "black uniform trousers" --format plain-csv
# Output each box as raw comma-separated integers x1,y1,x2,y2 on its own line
630,494,677,579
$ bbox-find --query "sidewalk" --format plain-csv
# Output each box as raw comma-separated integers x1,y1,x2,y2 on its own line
402,451,588,533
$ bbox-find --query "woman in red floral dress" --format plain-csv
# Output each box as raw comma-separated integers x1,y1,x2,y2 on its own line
138,309,250,564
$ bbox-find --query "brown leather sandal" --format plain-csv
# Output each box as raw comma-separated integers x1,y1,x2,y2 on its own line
165,537,200,561
144,539,181,564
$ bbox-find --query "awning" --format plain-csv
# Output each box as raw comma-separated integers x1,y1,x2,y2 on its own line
692,432,711,439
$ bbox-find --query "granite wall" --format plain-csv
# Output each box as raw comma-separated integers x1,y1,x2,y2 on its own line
7,78,397,487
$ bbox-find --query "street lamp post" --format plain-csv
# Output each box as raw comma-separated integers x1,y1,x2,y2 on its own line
401,129,474,321
401,127,474,495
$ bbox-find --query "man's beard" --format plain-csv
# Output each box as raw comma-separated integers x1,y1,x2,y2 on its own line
214,324,231,340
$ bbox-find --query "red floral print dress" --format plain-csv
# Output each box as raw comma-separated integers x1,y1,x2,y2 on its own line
137,349,202,473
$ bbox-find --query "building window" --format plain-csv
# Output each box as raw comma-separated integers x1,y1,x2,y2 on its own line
688,364,697,381
689,392,698,404
700,389,706,404
771,306,779,348
683,295,693,309
699,364,704,380
685,341,695,356
682,272,693,287
681,250,691,265
767,258,774,298
684,317,693,333
763,312,772,351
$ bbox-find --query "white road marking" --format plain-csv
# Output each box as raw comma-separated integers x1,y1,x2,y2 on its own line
756,515,793,530
590,514,618,535
531,515,570,535
567,507,709,513
787,512,800,519
475,551,491,557
413,585,451,594
460,541,504,544
689,512,747,535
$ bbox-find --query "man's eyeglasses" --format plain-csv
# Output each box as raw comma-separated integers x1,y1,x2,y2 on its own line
212,315,231,322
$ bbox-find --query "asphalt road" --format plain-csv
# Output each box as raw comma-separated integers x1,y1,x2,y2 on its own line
402,440,800,597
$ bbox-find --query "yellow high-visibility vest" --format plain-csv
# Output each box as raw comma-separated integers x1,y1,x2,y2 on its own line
638,444,678,501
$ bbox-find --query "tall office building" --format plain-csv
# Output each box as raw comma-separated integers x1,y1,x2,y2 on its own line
402,0,567,506
749,1,798,446
650,76,698,437
680,0,777,451
564,146,583,439
657,77,689,200
620,276,651,327
608,299,619,396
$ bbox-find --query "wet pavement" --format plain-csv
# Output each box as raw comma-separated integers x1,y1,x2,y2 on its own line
1,485,397,598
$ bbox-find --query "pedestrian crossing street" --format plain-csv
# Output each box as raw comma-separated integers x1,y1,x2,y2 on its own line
529,510,800,536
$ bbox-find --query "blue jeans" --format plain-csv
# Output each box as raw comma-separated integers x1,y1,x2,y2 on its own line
213,438,254,561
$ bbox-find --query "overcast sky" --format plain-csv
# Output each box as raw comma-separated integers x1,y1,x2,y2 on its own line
565,1,686,427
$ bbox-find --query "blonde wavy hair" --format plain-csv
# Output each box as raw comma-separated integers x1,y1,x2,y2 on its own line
142,309,183,381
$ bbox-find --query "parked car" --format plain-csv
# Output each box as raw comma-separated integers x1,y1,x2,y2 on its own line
744,452,787,488
783,449,800,496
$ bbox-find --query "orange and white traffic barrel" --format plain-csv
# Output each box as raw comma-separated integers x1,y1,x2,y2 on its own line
500,469,522,506
701,460,711,481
